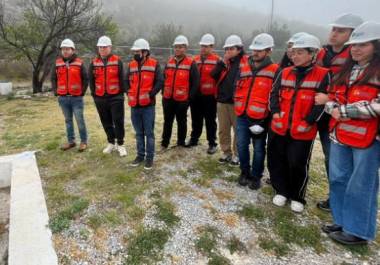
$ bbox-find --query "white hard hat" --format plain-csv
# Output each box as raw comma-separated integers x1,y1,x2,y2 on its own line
292,34,321,49
345,21,380,45
131,38,150,51
249,33,274,50
287,32,308,44
199,33,215,45
60,39,75,49
330,13,364,29
173,35,189,46
97,36,112,47
223,35,243,48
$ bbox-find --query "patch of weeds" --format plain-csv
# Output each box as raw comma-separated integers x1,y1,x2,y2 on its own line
79,228,90,240
343,244,372,256
124,227,170,265
45,140,60,151
154,200,180,228
261,185,275,196
273,208,324,253
208,253,231,265
126,206,145,221
237,204,266,223
104,210,123,226
195,226,220,255
192,158,224,187
226,235,247,254
49,198,89,233
258,236,290,257
87,214,105,230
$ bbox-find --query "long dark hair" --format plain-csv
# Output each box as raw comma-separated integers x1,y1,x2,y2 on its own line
334,40,380,85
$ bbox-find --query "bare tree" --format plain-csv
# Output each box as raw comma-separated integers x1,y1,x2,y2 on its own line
0,0,118,93
150,23,183,48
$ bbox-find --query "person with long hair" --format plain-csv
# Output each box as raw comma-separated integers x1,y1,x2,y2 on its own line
318,22,380,245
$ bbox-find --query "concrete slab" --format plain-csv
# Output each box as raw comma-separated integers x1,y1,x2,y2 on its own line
1,152,58,265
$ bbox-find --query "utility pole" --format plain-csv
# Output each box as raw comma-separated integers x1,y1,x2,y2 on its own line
269,0,275,33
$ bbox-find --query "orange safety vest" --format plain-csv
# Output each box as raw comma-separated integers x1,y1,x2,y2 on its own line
271,65,330,140
92,55,121,96
234,56,279,119
163,56,193,101
127,57,158,107
330,76,380,148
194,53,220,96
316,46,350,76
55,57,83,96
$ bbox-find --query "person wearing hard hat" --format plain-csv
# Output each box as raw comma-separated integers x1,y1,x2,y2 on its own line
320,22,380,245
125,38,163,170
268,33,331,213
51,38,89,152
314,13,363,213
185,33,221,154
160,35,200,150
279,32,308,68
234,33,280,190
211,34,245,166
89,36,127,157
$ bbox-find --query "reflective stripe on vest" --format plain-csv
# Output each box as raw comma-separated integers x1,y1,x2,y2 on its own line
56,57,83,96
164,56,193,101
92,55,121,96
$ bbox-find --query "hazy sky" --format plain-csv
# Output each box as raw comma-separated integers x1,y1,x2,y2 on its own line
214,0,379,27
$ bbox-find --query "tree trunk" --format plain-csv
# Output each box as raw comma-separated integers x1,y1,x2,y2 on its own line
32,70,43,94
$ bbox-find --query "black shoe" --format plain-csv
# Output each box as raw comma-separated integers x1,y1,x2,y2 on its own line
144,159,153,170
131,156,144,167
317,199,331,212
321,224,342,234
184,139,198,148
328,231,367,245
207,145,217,155
249,178,261,190
218,155,232,164
238,172,251,187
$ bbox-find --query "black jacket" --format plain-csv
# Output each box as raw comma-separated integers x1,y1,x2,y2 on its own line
88,54,125,98
51,54,88,96
124,57,164,107
211,51,244,104
270,64,331,125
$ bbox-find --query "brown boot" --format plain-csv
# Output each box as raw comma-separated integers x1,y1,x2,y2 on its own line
78,143,87,152
60,142,76,151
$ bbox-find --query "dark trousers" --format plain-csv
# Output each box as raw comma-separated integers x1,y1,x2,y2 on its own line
94,96,125,145
189,95,217,146
161,98,189,147
317,113,331,179
267,130,314,204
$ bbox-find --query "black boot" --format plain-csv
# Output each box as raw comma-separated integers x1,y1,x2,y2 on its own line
238,170,251,187
248,177,261,190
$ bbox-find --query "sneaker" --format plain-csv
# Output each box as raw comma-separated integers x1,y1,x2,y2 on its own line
290,200,304,213
184,139,198,148
248,178,261,190
78,143,87,152
116,145,127,157
238,171,251,187
229,156,239,167
317,199,331,212
144,159,153,170
131,156,144,167
61,142,76,151
103,143,115,154
207,145,217,155
218,154,232,164
272,194,287,207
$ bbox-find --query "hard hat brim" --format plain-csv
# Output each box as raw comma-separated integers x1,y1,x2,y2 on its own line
329,23,356,29
249,45,273,50
345,37,380,45
199,42,214,46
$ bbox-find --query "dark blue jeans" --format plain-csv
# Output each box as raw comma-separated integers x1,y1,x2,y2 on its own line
58,96,87,143
236,116,266,178
329,140,380,240
131,106,155,160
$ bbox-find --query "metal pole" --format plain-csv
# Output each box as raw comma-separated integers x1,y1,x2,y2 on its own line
269,0,274,32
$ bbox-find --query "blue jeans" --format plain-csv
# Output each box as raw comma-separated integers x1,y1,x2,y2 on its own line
329,140,380,240
58,96,87,143
236,116,266,178
131,106,155,160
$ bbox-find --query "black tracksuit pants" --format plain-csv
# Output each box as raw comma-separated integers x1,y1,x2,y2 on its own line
189,95,217,147
161,98,189,147
267,130,314,204
94,96,125,145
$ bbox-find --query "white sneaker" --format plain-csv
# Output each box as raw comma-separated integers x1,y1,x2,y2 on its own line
290,200,304,213
103,143,115,154
272,194,287,207
117,145,127,157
